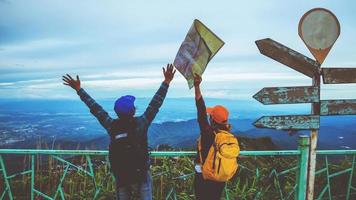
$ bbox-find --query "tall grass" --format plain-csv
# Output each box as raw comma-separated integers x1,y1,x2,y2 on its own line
1,153,355,199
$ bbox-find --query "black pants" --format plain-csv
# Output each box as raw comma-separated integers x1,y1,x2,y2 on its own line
193,173,225,200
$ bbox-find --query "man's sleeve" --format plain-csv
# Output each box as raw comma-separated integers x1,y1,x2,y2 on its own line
142,82,169,126
77,88,114,131
196,96,210,133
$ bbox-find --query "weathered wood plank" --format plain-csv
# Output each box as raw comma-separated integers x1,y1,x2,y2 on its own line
253,86,319,105
322,68,356,84
255,38,320,78
320,99,356,115
253,115,320,130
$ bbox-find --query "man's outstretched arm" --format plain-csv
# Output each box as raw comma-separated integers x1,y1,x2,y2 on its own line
142,64,176,126
62,74,114,131
194,73,209,133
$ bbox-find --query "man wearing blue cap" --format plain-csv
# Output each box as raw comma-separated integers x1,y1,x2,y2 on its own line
62,64,176,200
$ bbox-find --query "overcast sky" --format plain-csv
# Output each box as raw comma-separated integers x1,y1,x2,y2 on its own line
1,0,356,100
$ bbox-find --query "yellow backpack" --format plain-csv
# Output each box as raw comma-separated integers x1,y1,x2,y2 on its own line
197,130,240,182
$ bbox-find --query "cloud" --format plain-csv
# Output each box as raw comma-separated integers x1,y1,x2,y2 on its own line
1,0,356,100
203,90,239,99
0,38,81,53
0,82,14,86
84,78,162,90
0,69,312,99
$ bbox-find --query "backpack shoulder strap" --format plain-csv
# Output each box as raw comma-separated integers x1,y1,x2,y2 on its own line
197,136,203,164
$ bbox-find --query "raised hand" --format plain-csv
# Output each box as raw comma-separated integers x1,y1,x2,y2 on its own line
194,73,202,100
193,73,202,88
163,63,176,84
62,74,81,92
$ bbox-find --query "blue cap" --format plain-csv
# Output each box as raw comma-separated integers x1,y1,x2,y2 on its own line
114,95,136,116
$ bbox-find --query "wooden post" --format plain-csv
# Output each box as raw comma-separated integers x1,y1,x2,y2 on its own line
307,70,321,200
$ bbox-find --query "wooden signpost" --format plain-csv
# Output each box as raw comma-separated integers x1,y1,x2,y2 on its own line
253,86,319,105
254,115,320,130
322,68,356,84
253,8,356,200
255,38,319,78
320,100,356,116
254,38,321,131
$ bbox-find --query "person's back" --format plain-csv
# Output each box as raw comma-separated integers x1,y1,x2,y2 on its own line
109,117,149,186
192,73,239,200
62,64,176,200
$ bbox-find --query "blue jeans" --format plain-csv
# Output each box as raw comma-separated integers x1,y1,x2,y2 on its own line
116,171,152,200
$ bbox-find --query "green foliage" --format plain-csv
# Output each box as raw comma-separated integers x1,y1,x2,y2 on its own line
1,154,356,199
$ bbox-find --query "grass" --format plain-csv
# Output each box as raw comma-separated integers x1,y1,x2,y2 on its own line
0,153,355,199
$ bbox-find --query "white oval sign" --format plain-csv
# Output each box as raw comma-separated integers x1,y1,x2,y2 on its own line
299,8,340,64
300,9,339,50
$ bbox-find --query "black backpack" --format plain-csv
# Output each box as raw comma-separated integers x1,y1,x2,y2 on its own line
109,118,149,186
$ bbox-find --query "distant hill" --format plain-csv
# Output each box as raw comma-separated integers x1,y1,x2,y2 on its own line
148,117,356,150
0,98,355,150
1,116,356,150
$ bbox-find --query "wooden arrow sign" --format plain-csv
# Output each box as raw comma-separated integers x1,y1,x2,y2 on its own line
320,99,356,115
253,86,319,105
255,38,320,78
322,68,356,84
254,115,320,130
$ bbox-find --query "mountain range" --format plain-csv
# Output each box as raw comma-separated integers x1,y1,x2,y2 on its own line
0,99,355,150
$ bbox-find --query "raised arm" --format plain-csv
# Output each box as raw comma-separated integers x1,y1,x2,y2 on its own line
194,74,209,132
142,64,176,126
62,74,114,131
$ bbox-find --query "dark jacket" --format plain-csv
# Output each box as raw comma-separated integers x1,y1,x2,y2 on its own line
77,82,169,185
195,96,216,164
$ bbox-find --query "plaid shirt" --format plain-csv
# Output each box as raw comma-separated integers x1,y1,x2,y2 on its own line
77,82,169,136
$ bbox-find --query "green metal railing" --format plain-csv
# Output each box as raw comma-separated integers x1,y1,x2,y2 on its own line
0,136,355,200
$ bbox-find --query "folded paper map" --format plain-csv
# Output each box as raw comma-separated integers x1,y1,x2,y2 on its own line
174,19,224,89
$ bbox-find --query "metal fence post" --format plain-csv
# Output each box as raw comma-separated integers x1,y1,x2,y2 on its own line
0,155,13,200
296,135,310,200
31,155,34,200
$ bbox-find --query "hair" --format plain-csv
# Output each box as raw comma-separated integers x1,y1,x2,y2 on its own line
116,107,136,118
209,116,232,131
